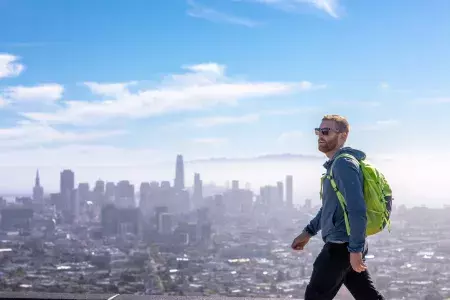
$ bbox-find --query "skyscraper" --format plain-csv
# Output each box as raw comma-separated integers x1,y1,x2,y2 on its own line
105,182,116,203
159,213,173,235
32,170,44,203
60,170,75,194
94,180,105,195
286,175,293,208
93,180,105,205
174,154,185,190
161,181,171,189
116,180,135,208
193,173,203,208
259,185,276,207
155,206,169,232
277,181,284,204
77,183,90,203
232,180,239,190
60,169,75,211
139,182,151,208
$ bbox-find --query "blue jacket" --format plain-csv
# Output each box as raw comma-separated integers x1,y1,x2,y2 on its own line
304,147,367,253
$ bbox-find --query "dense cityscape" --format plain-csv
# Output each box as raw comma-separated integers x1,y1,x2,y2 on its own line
0,154,449,300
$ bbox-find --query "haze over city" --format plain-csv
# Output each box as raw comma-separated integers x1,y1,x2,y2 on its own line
0,154,448,208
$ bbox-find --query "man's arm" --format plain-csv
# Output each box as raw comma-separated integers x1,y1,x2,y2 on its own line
304,207,322,236
333,157,366,253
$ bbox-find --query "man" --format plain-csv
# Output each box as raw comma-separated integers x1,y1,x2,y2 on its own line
291,115,384,300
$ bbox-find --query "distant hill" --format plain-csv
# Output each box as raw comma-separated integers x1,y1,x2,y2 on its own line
188,153,323,164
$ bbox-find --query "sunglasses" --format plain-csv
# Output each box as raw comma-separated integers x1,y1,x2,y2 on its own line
314,127,340,136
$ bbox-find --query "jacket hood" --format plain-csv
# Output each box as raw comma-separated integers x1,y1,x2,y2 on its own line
324,147,366,169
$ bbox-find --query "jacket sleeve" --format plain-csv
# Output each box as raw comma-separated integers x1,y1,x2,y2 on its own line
304,207,322,236
333,157,366,253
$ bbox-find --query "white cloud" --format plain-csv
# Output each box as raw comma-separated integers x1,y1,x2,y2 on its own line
2,83,64,102
263,106,319,115
379,82,390,90
187,0,260,27
0,54,25,79
0,121,125,148
22,62,324,125
183,63,225,74
0,96,7,107
360,119,400,131
331,100,381,108
414,97,450,105
247,0,341,18
83,81,137,97
375,119,399,126
277,130,303,144
169,107,317,130
192,114,260,127
0,144,159,168
378,82,412,94
191,137,228,145
312,0,339,18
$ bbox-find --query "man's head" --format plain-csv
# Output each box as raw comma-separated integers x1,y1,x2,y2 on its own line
316,115,350,156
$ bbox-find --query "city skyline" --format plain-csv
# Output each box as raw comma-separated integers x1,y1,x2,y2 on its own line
0,152,442,209
0,152,440,209
27,154,296,209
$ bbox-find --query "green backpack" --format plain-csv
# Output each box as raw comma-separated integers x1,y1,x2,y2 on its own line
320,153,393,236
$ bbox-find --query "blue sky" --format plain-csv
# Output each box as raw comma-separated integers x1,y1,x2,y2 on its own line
0,0,450,194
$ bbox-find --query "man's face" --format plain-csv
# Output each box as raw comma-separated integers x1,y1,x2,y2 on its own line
316,120,341,154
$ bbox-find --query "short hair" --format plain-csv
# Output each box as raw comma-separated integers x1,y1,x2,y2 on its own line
322,114,350,133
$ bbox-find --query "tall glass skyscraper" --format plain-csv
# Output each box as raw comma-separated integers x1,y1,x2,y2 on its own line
174,154,185,190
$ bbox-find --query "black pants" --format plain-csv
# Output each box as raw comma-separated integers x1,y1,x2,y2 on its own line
304,242,384,300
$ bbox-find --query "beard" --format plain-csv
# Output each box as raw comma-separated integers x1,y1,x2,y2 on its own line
318,136,339,153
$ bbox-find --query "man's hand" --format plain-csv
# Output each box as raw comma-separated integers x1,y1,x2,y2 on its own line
291,231,311,250
350,252,367,273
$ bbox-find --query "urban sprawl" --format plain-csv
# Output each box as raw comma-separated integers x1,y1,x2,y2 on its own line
0,155,449,300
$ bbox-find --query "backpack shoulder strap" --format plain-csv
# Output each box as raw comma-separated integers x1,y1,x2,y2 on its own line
329,153,359,178
326,153,359,236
